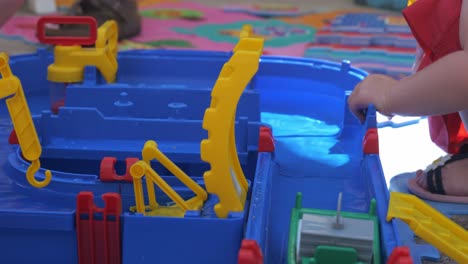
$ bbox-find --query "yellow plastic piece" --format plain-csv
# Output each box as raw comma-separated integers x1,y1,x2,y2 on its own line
387,192,468,263
407,0,417,6
200,25,264,218
239,24,253,38
0,52,52,188
130,140,208,217
47,20,118,83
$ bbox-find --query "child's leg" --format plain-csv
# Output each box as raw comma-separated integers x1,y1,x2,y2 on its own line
413,152,468,197
409,109,468,202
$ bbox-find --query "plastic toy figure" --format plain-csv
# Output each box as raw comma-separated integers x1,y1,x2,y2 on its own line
348,0,468,203
46,0,141,40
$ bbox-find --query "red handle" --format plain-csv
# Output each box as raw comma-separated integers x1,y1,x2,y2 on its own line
37,16,98,46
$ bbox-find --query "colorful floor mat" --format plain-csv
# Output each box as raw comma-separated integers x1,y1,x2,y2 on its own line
0,1,416,77
223,3,316,17
299,11,417,78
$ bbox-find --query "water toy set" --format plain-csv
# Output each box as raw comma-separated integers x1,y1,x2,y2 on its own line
0,15,467,264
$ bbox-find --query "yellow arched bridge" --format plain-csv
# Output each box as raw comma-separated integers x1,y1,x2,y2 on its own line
130,25,264,218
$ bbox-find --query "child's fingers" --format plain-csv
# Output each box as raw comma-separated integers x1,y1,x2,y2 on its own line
348,86,367,123
348,96,367,123
353,107,367,124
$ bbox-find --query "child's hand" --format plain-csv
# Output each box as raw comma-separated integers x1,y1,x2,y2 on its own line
347,74,397,123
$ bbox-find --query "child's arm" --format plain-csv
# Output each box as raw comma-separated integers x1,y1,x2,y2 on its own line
386,0,468,117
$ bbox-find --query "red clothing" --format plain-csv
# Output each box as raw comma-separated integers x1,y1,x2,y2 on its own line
403,0,466,154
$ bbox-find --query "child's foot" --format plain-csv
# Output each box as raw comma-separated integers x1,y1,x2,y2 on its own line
408,147,468,203
414,160,468,196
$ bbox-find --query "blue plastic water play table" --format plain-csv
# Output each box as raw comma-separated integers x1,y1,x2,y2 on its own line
0,45,399,263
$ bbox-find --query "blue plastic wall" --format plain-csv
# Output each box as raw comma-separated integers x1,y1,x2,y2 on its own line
244,152,274,253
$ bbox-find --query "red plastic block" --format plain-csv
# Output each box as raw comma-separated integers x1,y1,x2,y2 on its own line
238,239,263,264
37,16,97,46
76,191,122,264
8,129,18,144
100,157,139,182
259,126,275,152
387,246,413,264
363,128,379,154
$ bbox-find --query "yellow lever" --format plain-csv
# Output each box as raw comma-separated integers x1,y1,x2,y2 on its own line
0,52,52,188
130,140,208,217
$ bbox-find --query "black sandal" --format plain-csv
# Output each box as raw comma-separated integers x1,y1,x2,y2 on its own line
424,145,468,195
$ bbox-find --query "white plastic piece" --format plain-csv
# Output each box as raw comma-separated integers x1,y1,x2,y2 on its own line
299,214,374,263
333,192,344,229
26,0,57,14
296,219,302,263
